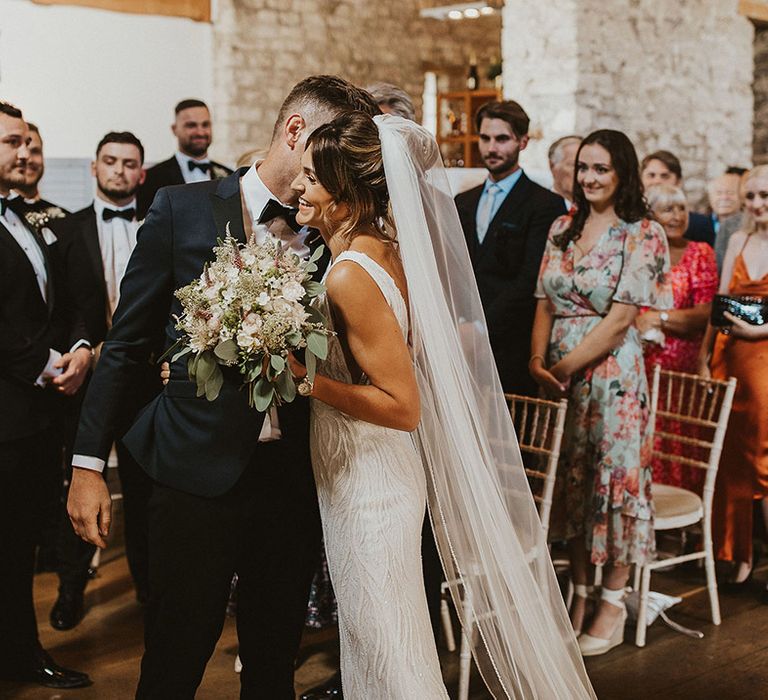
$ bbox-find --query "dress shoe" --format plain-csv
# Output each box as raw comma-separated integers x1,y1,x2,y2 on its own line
300,671,343,699
0,648,91,689
50,589,85,631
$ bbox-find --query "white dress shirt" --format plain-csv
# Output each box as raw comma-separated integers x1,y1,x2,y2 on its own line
72,198,140,473
93,196,140,317
175,151,213,184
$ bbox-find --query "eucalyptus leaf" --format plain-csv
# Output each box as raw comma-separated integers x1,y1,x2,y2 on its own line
270,354,286,373
306,305,327,325
196,351,217,384
304,281,326,297
276,369,297,403
252,377,275,412
309,244,325,263
188,354,200,381
214,339,238,363
305,262,318,274
305,349,317,382
285,331,302,346
205,366,224,401
307,331,328,360
172,346,192,363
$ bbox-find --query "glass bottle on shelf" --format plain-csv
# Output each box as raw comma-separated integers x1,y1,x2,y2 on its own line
467,53,479,91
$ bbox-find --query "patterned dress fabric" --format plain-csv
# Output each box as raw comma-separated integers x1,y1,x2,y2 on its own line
711,251,768,564
310,251,447,699
536,215,672,566
641,242,718,492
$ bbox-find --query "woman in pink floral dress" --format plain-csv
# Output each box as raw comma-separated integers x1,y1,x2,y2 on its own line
637,185,718,491
531,130,671,657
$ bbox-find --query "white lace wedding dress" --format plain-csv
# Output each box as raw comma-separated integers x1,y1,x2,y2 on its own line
310,250,448,699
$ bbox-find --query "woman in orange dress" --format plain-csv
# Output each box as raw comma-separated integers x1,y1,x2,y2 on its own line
698,165,768,592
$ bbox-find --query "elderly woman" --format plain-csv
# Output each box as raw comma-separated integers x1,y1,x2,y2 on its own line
636,185,718,490
699,165,768,594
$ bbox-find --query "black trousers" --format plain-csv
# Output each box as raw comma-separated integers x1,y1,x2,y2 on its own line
136,440,321,699
57,441,152,598
0,432,47,672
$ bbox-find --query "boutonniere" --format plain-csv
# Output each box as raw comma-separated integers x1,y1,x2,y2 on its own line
43,205,66,220
24,210,53,234
211,164,229,179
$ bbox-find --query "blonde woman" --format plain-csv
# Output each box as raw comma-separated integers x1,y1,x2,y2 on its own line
698,165,768,592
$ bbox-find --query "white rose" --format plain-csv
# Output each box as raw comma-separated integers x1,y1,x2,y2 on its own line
281,280,305,302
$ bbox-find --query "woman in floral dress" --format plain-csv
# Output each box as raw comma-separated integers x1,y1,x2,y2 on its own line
637,184,718,492
531,130,671,657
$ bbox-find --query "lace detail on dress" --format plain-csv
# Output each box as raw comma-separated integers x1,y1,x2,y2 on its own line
310,251,447,699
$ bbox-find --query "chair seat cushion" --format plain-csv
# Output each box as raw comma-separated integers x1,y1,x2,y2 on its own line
652,483,703,530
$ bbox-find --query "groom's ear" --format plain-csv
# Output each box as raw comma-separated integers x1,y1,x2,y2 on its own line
284,113,306,150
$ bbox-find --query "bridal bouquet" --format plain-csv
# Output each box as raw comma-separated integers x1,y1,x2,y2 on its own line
166,225,331,411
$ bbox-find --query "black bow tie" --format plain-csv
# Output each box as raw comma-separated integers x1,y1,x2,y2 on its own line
102,207,136,222
188,160,211,173
0,197,7,216
258,198,301,232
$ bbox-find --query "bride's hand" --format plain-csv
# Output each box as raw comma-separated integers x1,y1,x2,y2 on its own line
160,361,170,385
287,352,307,379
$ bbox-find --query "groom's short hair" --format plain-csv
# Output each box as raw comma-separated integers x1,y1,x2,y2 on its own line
271,75,380,142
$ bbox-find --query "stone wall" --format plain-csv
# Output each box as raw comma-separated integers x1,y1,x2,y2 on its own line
503,0,754,206
211,0,500,164
754,25,768,163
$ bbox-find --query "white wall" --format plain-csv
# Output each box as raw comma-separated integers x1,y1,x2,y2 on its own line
0,0,215,162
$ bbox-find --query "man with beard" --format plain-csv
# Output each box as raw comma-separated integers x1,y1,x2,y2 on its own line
11,123,69,219
137,99,232,218
50,132,158,630
0,101,92,690
456,100,565,396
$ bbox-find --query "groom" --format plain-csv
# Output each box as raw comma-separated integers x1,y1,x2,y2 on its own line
68,76,380,698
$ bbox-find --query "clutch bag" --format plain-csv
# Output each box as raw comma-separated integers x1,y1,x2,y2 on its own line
711,294,768,327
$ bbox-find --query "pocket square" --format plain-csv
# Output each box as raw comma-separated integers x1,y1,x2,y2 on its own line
41,226,58,245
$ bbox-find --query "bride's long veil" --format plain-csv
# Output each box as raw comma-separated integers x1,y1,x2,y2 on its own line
375,114,596,699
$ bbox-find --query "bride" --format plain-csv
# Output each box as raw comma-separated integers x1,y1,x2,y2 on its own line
287,111,596,699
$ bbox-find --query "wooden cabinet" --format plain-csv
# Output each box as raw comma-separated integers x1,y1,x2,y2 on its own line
436,89,499,167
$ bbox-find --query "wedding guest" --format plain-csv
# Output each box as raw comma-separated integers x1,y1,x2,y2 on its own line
698,164,768,594
0,101,92,690
11,123,69,218
637,184,717,490
50,132,158,630
456,100,566,396
137,98,232,217
8,122,70,575
548,135,582,208
366,82,416,121
641,150,715,246
710,171,746,271
532,129,671,655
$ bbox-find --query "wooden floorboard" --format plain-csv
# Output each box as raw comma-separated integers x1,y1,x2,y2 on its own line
2,556,768,699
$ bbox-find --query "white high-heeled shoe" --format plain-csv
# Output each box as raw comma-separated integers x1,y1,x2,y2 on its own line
578,587,626,657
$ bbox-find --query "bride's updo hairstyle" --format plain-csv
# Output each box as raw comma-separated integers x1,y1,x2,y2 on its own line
305,111,395,241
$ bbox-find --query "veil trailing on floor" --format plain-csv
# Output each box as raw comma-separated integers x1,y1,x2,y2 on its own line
375,113,596,699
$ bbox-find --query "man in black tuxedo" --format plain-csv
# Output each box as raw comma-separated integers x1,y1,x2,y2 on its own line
137,98,232,218
68,76,379,698
456,100,566,397
0,101,92,690
11,123,69,219
51,131,158,630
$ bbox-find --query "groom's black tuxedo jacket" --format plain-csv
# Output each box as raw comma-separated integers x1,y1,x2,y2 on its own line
0,205,88,442
455,173,565,395
74,169,315,497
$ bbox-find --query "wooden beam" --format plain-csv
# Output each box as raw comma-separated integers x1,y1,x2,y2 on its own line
32,0,211,22
739,0,768,25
